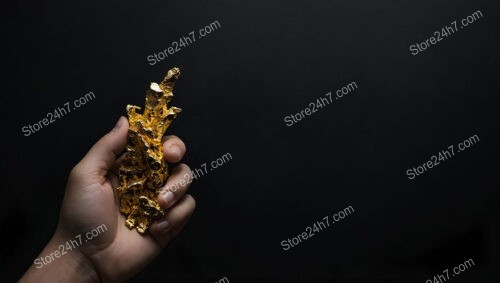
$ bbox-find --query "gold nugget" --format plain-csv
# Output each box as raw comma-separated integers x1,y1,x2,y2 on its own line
117,67,182,234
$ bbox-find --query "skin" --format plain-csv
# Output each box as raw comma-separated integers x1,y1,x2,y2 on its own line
21,116,196,282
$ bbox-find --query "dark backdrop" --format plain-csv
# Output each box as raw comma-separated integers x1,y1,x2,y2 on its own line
3,0,500,282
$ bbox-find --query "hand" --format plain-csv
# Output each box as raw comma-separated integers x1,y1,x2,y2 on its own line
21,117,195,282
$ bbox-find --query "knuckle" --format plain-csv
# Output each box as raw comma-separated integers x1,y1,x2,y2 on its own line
168,208,182,221
168,226,182,238
172,163,191,177
69,164,82,179
185,195,196,210
162,134,176,143
178,163,191,172
171,136,186,152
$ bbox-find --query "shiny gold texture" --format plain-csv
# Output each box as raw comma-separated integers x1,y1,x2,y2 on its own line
117,68,182,234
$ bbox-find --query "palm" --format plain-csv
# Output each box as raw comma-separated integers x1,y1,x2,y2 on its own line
59,170,161,281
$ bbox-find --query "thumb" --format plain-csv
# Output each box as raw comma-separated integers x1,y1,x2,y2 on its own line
79,116,129,176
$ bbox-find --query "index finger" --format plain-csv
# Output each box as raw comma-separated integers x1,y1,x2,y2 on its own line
162,135,186,163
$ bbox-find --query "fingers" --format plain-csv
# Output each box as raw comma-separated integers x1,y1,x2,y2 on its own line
150,194,196,247
110,133,185,177
158,164,192,209
77,116,129,177
162,135,186,163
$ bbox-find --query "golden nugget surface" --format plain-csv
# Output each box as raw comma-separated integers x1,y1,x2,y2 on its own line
117,67,182,234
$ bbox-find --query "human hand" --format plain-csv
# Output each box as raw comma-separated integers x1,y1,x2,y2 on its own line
21,117,195,282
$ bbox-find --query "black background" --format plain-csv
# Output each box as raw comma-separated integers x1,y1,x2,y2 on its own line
3,0,500,282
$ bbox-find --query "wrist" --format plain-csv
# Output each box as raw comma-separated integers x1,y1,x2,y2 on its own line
21,231,100,283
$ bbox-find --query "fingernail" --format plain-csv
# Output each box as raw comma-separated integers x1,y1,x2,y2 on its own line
161,191,174,206
113,116,125,131
156,220,169,231
169,145,181,159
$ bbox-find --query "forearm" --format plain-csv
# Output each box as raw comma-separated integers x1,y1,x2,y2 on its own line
20,233,100,283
